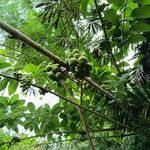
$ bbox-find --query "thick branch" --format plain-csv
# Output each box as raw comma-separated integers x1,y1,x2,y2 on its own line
0,20,65,66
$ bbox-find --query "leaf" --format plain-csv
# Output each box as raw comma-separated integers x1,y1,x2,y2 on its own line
0,96,8,106
10,94,19,105
27,102,35,112
108,0,125,6
69,122,77,131
104,9,120,25
0,78,9,92
127,34,146,43
133,0,150,5
131,6,150,18
80,0,89,17
0,61,10,69
8,80,19,95
23,64,40,75
131,21,150,32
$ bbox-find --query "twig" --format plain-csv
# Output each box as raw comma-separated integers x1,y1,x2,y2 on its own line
0,133,135,147
61,80,95,150
93,0,121,75
0,73,134,130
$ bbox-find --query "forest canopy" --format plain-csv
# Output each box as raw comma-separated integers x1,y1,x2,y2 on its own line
0,0,150,149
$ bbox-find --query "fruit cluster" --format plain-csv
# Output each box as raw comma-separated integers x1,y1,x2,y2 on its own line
46,62,66,82
66,49,92,79
20,78,32,93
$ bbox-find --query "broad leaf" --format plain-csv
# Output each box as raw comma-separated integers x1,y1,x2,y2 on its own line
131,21,150,32
0,96,8,106
0,78,9,92
127,34,146,43
27,102,35,112
8,80,19,95
131,6,150,18
108,0,125,6
104,9,120,25
133,0,150,5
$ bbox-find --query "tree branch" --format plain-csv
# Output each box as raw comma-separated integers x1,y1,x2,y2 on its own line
0,74,134,130
61,80,95,150
93,0,121,75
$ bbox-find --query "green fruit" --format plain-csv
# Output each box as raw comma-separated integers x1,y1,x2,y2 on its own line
56,72,62,80
68,53,73,58
69,58,78,66
47,71,54,78
86,63,92,71
73,53,81,59
72,49,80,54
78,56,88,65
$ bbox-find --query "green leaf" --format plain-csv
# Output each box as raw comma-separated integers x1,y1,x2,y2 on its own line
108,0,125,6
0,61,10,69
10,94,19,105
131,6,150,18
104,9,120,25
23,64,40,75
0,96,8,106
8,80,19,95
69,122,77,131
27,102,35,112
127,34,146,43
0,78,9,92
131,21,150,32
133,0,150,5
80,0,89,17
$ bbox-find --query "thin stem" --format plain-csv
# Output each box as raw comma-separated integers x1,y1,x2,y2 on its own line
93,0,121,75
0,73,134,130
61,80,95,150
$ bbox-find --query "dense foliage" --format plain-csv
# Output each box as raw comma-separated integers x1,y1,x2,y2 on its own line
0,0,150,149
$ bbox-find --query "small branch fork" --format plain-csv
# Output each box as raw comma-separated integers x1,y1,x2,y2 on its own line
0,20,133,119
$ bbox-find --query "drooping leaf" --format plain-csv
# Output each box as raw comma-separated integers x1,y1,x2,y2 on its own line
131,6,150,18
80,0,89,17
104,9,120,25
107,0,125,7
27,102,35,112
8,80,19,95
131,21,150,32
0,60,10,69
133,0,150,5
23,64,41,75
9,94,19,105
0,78,9,92
0,96,8,107
127,34,146,43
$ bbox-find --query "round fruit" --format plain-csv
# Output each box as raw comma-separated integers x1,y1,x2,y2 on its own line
72,49,80,54
47,71,54,78
69,58,78,66
68,53,73,58
56,72,62,80
73,53,81,59
78,56,88,65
